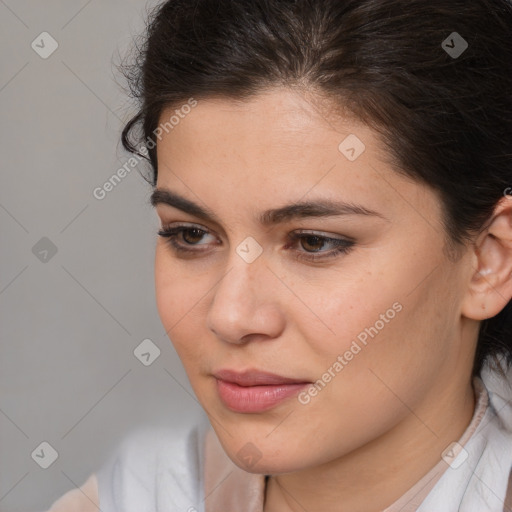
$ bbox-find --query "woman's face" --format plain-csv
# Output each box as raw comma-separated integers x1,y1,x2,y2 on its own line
153,88,475,474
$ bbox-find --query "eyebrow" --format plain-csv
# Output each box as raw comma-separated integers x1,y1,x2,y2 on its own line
150,188,387,226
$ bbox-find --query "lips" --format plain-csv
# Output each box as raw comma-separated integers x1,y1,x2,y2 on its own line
213,369,311,413
214,369,309,386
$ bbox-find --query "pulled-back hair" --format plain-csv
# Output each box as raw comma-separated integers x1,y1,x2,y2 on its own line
119,0,512,376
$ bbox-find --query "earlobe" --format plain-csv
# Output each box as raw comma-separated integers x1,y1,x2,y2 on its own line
461,197,512,321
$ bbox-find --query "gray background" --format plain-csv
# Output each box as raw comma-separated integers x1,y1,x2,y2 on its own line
0,2,203,510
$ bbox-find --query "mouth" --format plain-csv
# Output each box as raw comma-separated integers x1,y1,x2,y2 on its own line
213,369,311,413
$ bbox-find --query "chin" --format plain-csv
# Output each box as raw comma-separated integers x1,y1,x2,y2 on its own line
211,422,316,475
228,446,307,475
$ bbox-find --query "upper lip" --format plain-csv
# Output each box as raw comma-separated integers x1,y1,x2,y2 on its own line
214,369,311,386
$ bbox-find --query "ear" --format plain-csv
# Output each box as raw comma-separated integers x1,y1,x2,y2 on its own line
461,195,512,321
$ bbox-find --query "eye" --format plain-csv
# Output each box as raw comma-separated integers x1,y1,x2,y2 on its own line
286,231,355,262
157,224,355,262
157,224,215,254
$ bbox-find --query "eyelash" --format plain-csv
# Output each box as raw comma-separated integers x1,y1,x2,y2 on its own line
156,224,355,262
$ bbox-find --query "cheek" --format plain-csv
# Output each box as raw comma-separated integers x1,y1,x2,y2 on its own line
154,251,181,327
329,280,452,411
292,268,405,363
154,249,205,356
294,254,453,396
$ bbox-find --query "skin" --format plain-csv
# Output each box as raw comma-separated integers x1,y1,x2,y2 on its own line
47,474,99,511
148,87,512,512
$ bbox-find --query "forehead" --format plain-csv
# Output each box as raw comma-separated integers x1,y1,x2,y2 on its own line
157,88,374,153
154,88,441,229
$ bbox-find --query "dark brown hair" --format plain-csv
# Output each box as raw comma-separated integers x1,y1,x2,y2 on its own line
119,0,512,376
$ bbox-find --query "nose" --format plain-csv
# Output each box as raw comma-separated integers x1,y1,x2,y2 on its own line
206,251,285,345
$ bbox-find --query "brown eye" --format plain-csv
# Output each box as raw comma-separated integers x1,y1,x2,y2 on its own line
181,228,206,244
157,225,216,255
287,231,355,263
300,235,327,252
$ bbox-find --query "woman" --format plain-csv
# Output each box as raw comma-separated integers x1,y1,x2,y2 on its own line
48,0,512,510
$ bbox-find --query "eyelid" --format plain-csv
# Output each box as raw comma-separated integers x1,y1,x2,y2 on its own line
157,221,212,239
291,228,355,241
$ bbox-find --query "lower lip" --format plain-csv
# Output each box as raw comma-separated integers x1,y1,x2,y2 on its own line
216,379,309,413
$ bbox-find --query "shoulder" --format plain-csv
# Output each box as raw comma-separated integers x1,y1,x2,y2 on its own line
47,473,99,512
46,421,208,512
481,358,512,435
102,421,206,480
96,421,208,511
418,361,512,511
